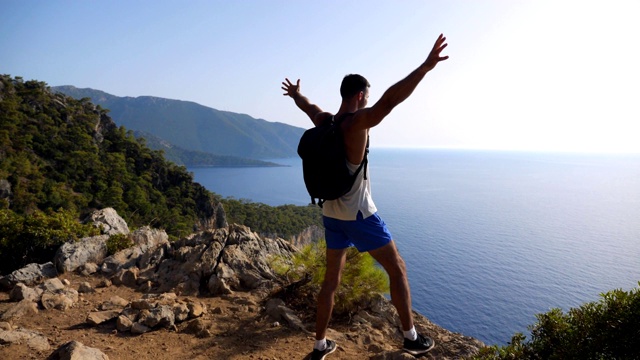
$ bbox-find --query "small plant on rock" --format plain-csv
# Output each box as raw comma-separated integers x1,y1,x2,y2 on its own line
106,233,133,255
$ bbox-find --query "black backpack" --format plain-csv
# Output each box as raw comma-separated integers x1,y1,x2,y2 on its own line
297,114,368,207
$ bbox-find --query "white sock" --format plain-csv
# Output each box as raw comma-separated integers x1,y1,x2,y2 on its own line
403,326,418,341
314,338,327,351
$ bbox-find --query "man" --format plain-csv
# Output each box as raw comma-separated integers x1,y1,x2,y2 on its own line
282,34,448,359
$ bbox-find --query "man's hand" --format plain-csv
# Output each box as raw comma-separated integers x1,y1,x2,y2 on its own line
282,78,301,99
282,77,323,124
421,34,449,72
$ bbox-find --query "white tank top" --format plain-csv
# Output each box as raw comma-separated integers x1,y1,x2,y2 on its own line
322,160,377,220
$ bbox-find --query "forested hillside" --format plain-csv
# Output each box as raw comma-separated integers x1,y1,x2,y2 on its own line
0,75,322,274
53,86,305,159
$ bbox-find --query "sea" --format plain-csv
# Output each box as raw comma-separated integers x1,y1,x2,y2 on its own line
189,149,640,346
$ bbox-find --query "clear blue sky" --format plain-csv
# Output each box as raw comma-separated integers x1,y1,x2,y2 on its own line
2,1,639,153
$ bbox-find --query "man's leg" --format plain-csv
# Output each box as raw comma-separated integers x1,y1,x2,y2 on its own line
368,240,413,331
315,247,348,340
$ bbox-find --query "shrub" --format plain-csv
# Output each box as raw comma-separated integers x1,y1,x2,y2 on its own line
271,240,389,316
474,283,640,360
0,208,100,274
106,233,133,255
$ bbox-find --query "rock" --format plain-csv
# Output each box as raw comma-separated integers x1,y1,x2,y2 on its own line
0,327,50,351
84,207,129,236
187,301,205,318
265,298,309,334
0,179,11,199
130,322,150,335
130,299,152,310
172,302,190,322
54,235,109,273
0,262,57,289
142,305,175,328
101,227,168,276
98,296,129,311
96,279,112,288
48,340,109,360
86,310,120,326
39,278,65,292
0,299,39,321
79,262,99,276
41,289,78,311
9,283,40,302
78,282,94,293
116,315,133,332
111,267,138,287
182,318,211,338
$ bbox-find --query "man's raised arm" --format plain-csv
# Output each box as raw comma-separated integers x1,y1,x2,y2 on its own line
282,78,324,126
353,34,449,130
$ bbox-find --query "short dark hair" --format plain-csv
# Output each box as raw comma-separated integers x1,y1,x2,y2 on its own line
340,74,370,100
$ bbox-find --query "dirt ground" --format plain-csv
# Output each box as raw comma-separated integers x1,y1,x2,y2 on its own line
0,273,402,360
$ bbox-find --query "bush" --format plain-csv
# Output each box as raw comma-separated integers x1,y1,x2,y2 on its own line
271,240,389,316
0,208,100,274
106,233,133,255
474,284,640,360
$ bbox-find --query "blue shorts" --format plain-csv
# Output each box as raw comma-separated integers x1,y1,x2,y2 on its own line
323,212,393,252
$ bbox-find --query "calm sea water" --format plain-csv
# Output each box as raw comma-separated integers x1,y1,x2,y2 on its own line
189,149,640,345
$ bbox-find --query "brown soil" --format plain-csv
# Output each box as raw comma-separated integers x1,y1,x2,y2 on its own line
0,273,402,360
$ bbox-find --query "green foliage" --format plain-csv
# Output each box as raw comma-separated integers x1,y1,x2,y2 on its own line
221,198,322,239
105,233,133,255
271,240,389,316
474,284,640,360
0,208,100,274
0,74,217,243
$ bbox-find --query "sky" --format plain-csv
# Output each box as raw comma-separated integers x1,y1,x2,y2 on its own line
2,0,639,153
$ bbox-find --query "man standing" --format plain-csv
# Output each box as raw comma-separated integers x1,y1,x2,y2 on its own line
282,34,448,359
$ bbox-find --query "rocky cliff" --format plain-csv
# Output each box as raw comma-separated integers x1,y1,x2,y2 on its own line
0,209,484,359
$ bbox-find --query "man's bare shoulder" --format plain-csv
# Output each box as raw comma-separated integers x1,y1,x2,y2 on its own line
313,112,333,127
343,108,375,131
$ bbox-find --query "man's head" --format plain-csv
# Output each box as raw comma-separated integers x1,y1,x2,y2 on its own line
340,74,370,108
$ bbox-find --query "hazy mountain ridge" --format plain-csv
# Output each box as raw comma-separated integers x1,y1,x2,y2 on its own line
132,130,283,167
53,86,305,160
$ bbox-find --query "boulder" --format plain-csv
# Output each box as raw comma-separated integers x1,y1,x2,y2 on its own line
265,298,309,334
0,299,39,321
78,282,95,293
84,207,129,235
0,262,57,289
0,327,50,352
116,315,133,332
0,179,11,199
152,225,295,296
41,288,78,311
101,227,168,276
9,283,40,302
39,278,65,292
86,310,120,326
130,322,150,335
54,235,109,273
142,305,175,328
98,296,129,311
48,340,109,360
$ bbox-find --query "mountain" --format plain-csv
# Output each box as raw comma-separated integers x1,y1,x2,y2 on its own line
52,86,305,159
131,130,282,167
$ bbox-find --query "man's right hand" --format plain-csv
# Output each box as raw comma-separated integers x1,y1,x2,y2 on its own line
282,78,301,99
